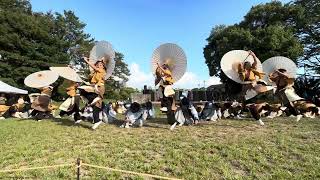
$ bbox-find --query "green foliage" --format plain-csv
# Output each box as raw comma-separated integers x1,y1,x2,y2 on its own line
105,52,131,88
0,0,32,14
0,0,132,100
51,10,94,69
0,1,65,88
204,25,254,77
239,1,303,30
105,86,138,101
294,76,320,100
292,0,320,72
113,52,130,82
0,0,92,90
241,0,320,72
204,1,309,92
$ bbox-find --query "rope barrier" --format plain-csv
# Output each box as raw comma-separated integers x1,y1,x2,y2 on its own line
81,163,183,180
0,159,183,180
0,163,74,173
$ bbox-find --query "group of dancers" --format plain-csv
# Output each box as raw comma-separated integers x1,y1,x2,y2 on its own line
155,49,320,129
0,41,318,130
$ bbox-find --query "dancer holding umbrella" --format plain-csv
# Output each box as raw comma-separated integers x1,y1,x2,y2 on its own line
263,56,304,121
151,43,191,126
50,66,83,122
24,70,59,121
79,41,115,129
151,43,187,113
155,62,175,111
221,50,272,125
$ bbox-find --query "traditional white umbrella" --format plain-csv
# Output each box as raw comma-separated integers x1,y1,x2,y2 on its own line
24,70,59,88
0,80,28,94
50,67,83,82
151,43,187,82
262,56,298,84
89,41,116,80
220,50,263,84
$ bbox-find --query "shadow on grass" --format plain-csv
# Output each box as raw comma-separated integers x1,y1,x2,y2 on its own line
212,123,253,129
16,117,94,130
142,118,172,129
146,118,169,124
143,123,170,130
107,119,125,127
49,118,93,129
192,119,257,129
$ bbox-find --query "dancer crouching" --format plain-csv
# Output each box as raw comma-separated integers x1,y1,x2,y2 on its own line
120,102,147,128
30,86,54,121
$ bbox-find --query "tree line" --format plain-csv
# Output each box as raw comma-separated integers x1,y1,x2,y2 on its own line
204,0,319,97
0,0,135,100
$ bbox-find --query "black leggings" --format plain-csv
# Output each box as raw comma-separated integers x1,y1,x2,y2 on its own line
59,97,80,121
92,106,102,123
160,86,173,109
30,110,51,120
277,91,299,116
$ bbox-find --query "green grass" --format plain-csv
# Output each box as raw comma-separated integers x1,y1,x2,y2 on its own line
0,114,319,179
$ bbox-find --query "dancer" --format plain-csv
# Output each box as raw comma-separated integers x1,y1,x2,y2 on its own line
30,86,54,120
221,50,278,125
155,62,176,111
144,101,155,119
0,94,10,119
199,101,224,121
81,56,107,129
59,80,81,122
151,43,187,125
237,50,267,100
24,70,60,120
170,94,199,130
120,102,147,128
269,69,303,121
0,94,7,105
242,52,277,125
238,51,263,82
10,96,26,118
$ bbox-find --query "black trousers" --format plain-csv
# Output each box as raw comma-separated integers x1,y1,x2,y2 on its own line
160,86,173,109
277,90,299,116
30,109,51,120
92,106,102,123
59,96,80,121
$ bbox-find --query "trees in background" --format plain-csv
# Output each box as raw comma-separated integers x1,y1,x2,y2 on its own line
0,0,93,88
0,0,132,100
292,0,320,73
0,0,67,87
294,76,320,101
104,52,132,101
204,0,319,95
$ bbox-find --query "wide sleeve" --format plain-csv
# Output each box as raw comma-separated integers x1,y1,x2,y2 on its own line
163,69,172,76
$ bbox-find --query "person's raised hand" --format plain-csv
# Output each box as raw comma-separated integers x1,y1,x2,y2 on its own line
248,50,256,57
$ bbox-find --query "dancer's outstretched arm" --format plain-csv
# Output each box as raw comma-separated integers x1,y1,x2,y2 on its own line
157,63,171,76
248,50,257,69
83,57,99,72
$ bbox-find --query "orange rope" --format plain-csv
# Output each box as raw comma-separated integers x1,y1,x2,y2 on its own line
0,163,74,173
0,161,183,180
82,163,183,180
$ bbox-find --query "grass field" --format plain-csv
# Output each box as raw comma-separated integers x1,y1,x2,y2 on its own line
0,113,320,179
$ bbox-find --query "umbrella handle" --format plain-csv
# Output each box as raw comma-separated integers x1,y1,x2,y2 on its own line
243,53,250,62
